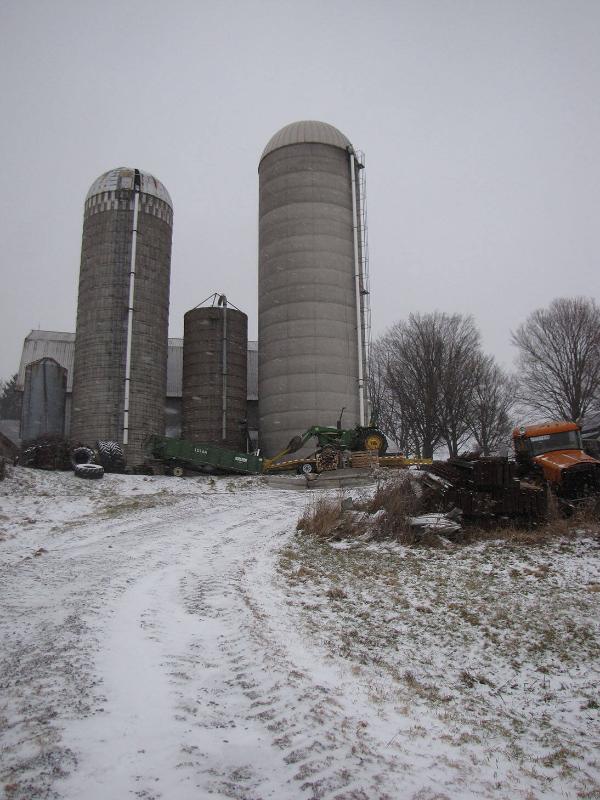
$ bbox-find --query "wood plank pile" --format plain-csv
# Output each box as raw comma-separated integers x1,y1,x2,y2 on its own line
350,450,380,469
420,456,547,522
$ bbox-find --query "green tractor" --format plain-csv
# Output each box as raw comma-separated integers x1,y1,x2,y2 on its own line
264,409,388,470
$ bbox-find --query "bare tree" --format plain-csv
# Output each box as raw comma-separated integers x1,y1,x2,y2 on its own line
437,315,481,456
0,374,21,420
372,312,481,458
369,341,422,455
512,297,600,421
468,355,517,455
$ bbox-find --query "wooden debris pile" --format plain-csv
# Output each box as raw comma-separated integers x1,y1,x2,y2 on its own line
420,455,547,523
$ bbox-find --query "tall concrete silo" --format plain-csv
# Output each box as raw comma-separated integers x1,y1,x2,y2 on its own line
182,296,248,451
258,120,370,456
21,358,67,442
71,167,173,465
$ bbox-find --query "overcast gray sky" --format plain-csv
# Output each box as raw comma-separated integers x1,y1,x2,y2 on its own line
1,0,599,381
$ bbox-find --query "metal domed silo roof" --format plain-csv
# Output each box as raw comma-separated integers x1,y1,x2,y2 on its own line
260,120,352,161
85,167,173,207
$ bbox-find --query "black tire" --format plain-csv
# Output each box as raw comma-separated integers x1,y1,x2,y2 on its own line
72,446,96,468
358,428,388,455
96,440,126,473
74,463,104,480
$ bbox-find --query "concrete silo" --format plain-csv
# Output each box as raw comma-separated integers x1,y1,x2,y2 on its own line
71,167,173,465
258,120,370,456
182,296,248,451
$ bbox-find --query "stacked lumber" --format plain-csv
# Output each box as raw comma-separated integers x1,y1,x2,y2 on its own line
350,450,380,469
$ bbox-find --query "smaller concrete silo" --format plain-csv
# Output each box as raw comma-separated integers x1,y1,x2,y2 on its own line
182,295,248,451
20,358,67,442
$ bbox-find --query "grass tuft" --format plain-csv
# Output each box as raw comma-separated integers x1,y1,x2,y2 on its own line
296,496,361,540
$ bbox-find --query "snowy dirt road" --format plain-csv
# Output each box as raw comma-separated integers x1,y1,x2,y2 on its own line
1,468,600,800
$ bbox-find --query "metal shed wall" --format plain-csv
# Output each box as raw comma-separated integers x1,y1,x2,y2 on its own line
20,358,67,442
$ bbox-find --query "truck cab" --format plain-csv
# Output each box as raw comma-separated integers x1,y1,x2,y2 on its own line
512,421,600,497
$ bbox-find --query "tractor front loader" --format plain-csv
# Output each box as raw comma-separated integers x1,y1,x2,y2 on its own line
263,410,388,473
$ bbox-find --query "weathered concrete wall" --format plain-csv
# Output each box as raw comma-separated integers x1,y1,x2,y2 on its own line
20,358,67,442
258,138,361,456
71,169,173,465
182,307,248,450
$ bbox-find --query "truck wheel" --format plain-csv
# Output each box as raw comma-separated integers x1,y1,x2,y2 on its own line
173,466,184,477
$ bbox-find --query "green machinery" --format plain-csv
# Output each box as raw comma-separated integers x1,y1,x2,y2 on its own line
147,412,388,476
148,435,263,476
263,415,388,470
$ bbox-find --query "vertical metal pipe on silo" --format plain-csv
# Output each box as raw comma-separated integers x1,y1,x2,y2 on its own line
350,151,365,427
123,170,141,446
220,294,228,441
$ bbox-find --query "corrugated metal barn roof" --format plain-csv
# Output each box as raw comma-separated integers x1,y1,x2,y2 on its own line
17,331,258,400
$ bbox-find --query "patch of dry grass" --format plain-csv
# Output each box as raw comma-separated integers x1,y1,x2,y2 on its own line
277,522,600,797
297,474,600,548
296,496,362,539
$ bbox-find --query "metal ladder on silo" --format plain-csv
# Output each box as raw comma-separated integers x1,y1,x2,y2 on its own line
355,150,373,412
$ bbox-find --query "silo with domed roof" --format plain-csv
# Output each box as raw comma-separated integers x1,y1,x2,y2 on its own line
258,121,368,456
71,167,173,465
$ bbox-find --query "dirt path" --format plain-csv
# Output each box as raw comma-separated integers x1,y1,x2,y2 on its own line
1,475,402,799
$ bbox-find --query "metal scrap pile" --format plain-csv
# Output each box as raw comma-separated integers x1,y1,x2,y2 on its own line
420,456,548,523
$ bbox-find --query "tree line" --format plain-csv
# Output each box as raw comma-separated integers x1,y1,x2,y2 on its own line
369,297,600,458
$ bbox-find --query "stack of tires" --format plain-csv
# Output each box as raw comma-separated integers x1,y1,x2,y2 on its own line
71,440,126,479
71,446,104,479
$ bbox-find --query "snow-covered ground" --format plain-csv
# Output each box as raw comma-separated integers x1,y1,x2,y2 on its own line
1,466,599,800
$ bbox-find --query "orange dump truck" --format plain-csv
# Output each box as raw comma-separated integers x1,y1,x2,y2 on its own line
512,420,600,499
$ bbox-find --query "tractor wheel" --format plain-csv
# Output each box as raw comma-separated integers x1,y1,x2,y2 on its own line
71,446,96,468
96,440,126,473
358,429,388,455
74,463,104,480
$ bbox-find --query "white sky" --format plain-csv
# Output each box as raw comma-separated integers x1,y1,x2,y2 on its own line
1,0,599,380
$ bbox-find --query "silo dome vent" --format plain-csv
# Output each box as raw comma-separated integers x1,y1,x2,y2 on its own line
260,120,352,162
85,167,173,208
